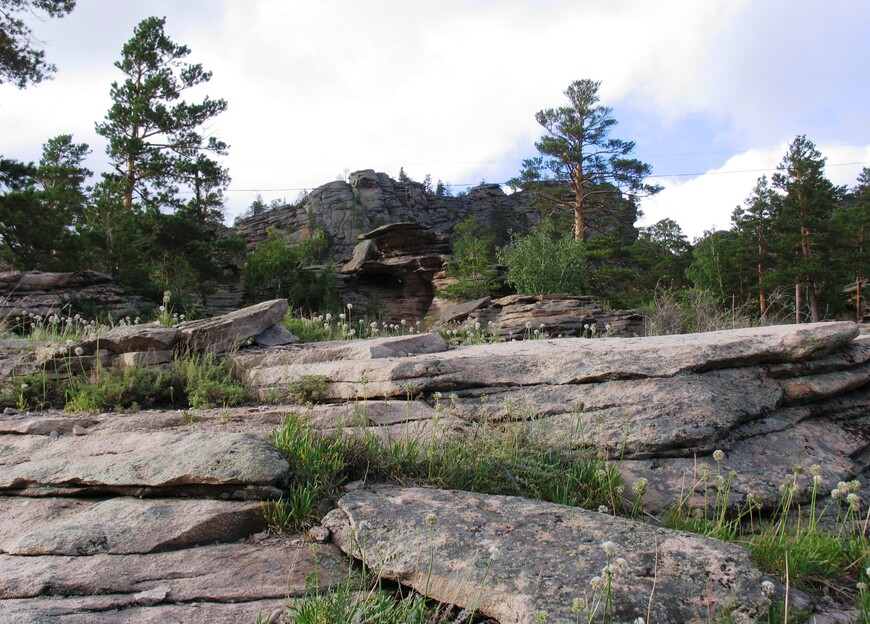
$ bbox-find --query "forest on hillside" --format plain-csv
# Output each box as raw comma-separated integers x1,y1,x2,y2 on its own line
1,7,867,325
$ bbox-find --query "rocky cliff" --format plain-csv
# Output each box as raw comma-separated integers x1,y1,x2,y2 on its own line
233,169,639,260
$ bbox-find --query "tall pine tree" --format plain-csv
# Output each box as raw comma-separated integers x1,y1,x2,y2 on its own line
771,136,845,322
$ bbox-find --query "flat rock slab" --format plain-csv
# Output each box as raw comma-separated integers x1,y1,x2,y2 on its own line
242,322,858,400
0,598,290,624
177,298,288,353
0,535,347,611
0,497,266,555
322,486,770,624
620,405,870,513
0,430,288,496
456,368,782,457
77,324,180,355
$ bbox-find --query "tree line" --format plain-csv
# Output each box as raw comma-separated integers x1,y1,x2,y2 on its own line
0,10,242,307
1,5,866,322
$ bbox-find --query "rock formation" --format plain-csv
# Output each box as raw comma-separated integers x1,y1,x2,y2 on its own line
236,321,869,513
0,270,150,324
1,312,867,622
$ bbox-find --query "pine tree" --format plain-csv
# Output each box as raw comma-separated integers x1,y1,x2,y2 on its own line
95,16,228,215
771,136,845,322
0,0,76,88
508,79,660,242
732,176,776,320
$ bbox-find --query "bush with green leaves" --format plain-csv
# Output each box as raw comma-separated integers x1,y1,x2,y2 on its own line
243,227,338,312
442,215,501,300
497,219,588,296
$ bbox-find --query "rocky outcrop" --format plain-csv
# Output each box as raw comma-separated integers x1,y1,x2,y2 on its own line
337,222,451,320
176,298,289,353
236,322,869,512
235,171,527,259
1,316,867,621
0,407,347,623
3,299,296,385
235,170,639,260
323,485,771,624
435,293,644,338
0,270,150,323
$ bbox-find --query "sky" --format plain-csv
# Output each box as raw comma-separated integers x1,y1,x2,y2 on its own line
2,0,869,241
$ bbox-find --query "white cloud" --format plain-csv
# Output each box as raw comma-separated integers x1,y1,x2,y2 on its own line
1,0,866,232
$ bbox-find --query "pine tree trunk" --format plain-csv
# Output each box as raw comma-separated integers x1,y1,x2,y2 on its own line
795,282,803,324
758,263,767,323
807,279,821,322
574,204,585,242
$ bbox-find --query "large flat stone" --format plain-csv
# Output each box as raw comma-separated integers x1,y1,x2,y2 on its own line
454,368,782,458
0,597,290,624
242,322,858,400
0,430,288,496
177,298,288,353
0,536,347,603
322,485,770,624
619,403,870,513
0,497,266,555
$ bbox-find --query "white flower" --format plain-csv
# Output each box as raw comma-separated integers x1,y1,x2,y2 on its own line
74,346,84,356
633,618,645,624
589,575,603,590
597,505,609,513
346,303,353,310
425,513,437,528
713,449,725,462
761,580,775,596
601,541,618,556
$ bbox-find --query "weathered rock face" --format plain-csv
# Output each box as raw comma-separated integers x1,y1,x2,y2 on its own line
0,270,150,323
1,314,867,621
3,299,296,386
322,485,770,624
337,222,451,320
177,298,289,353
233,170,641,321
0,407,347,623
435,293,644,338
235,170,639,260
238,322,869,513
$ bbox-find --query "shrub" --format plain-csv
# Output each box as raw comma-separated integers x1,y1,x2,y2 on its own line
442,215,501,300
497,219,587,295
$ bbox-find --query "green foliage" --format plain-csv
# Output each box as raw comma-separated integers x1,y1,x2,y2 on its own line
0,135,91,270
172,350,250,409
286,375,329,405
442,215,501,300
244,228,338,312
0,0,76,88
95,16,228,214
497,220,588,295
6,348,249,412
508,78,660,242
288,582,446,624
64,365,179,412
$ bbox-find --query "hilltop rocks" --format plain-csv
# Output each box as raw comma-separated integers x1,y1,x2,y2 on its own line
323,485,771,624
